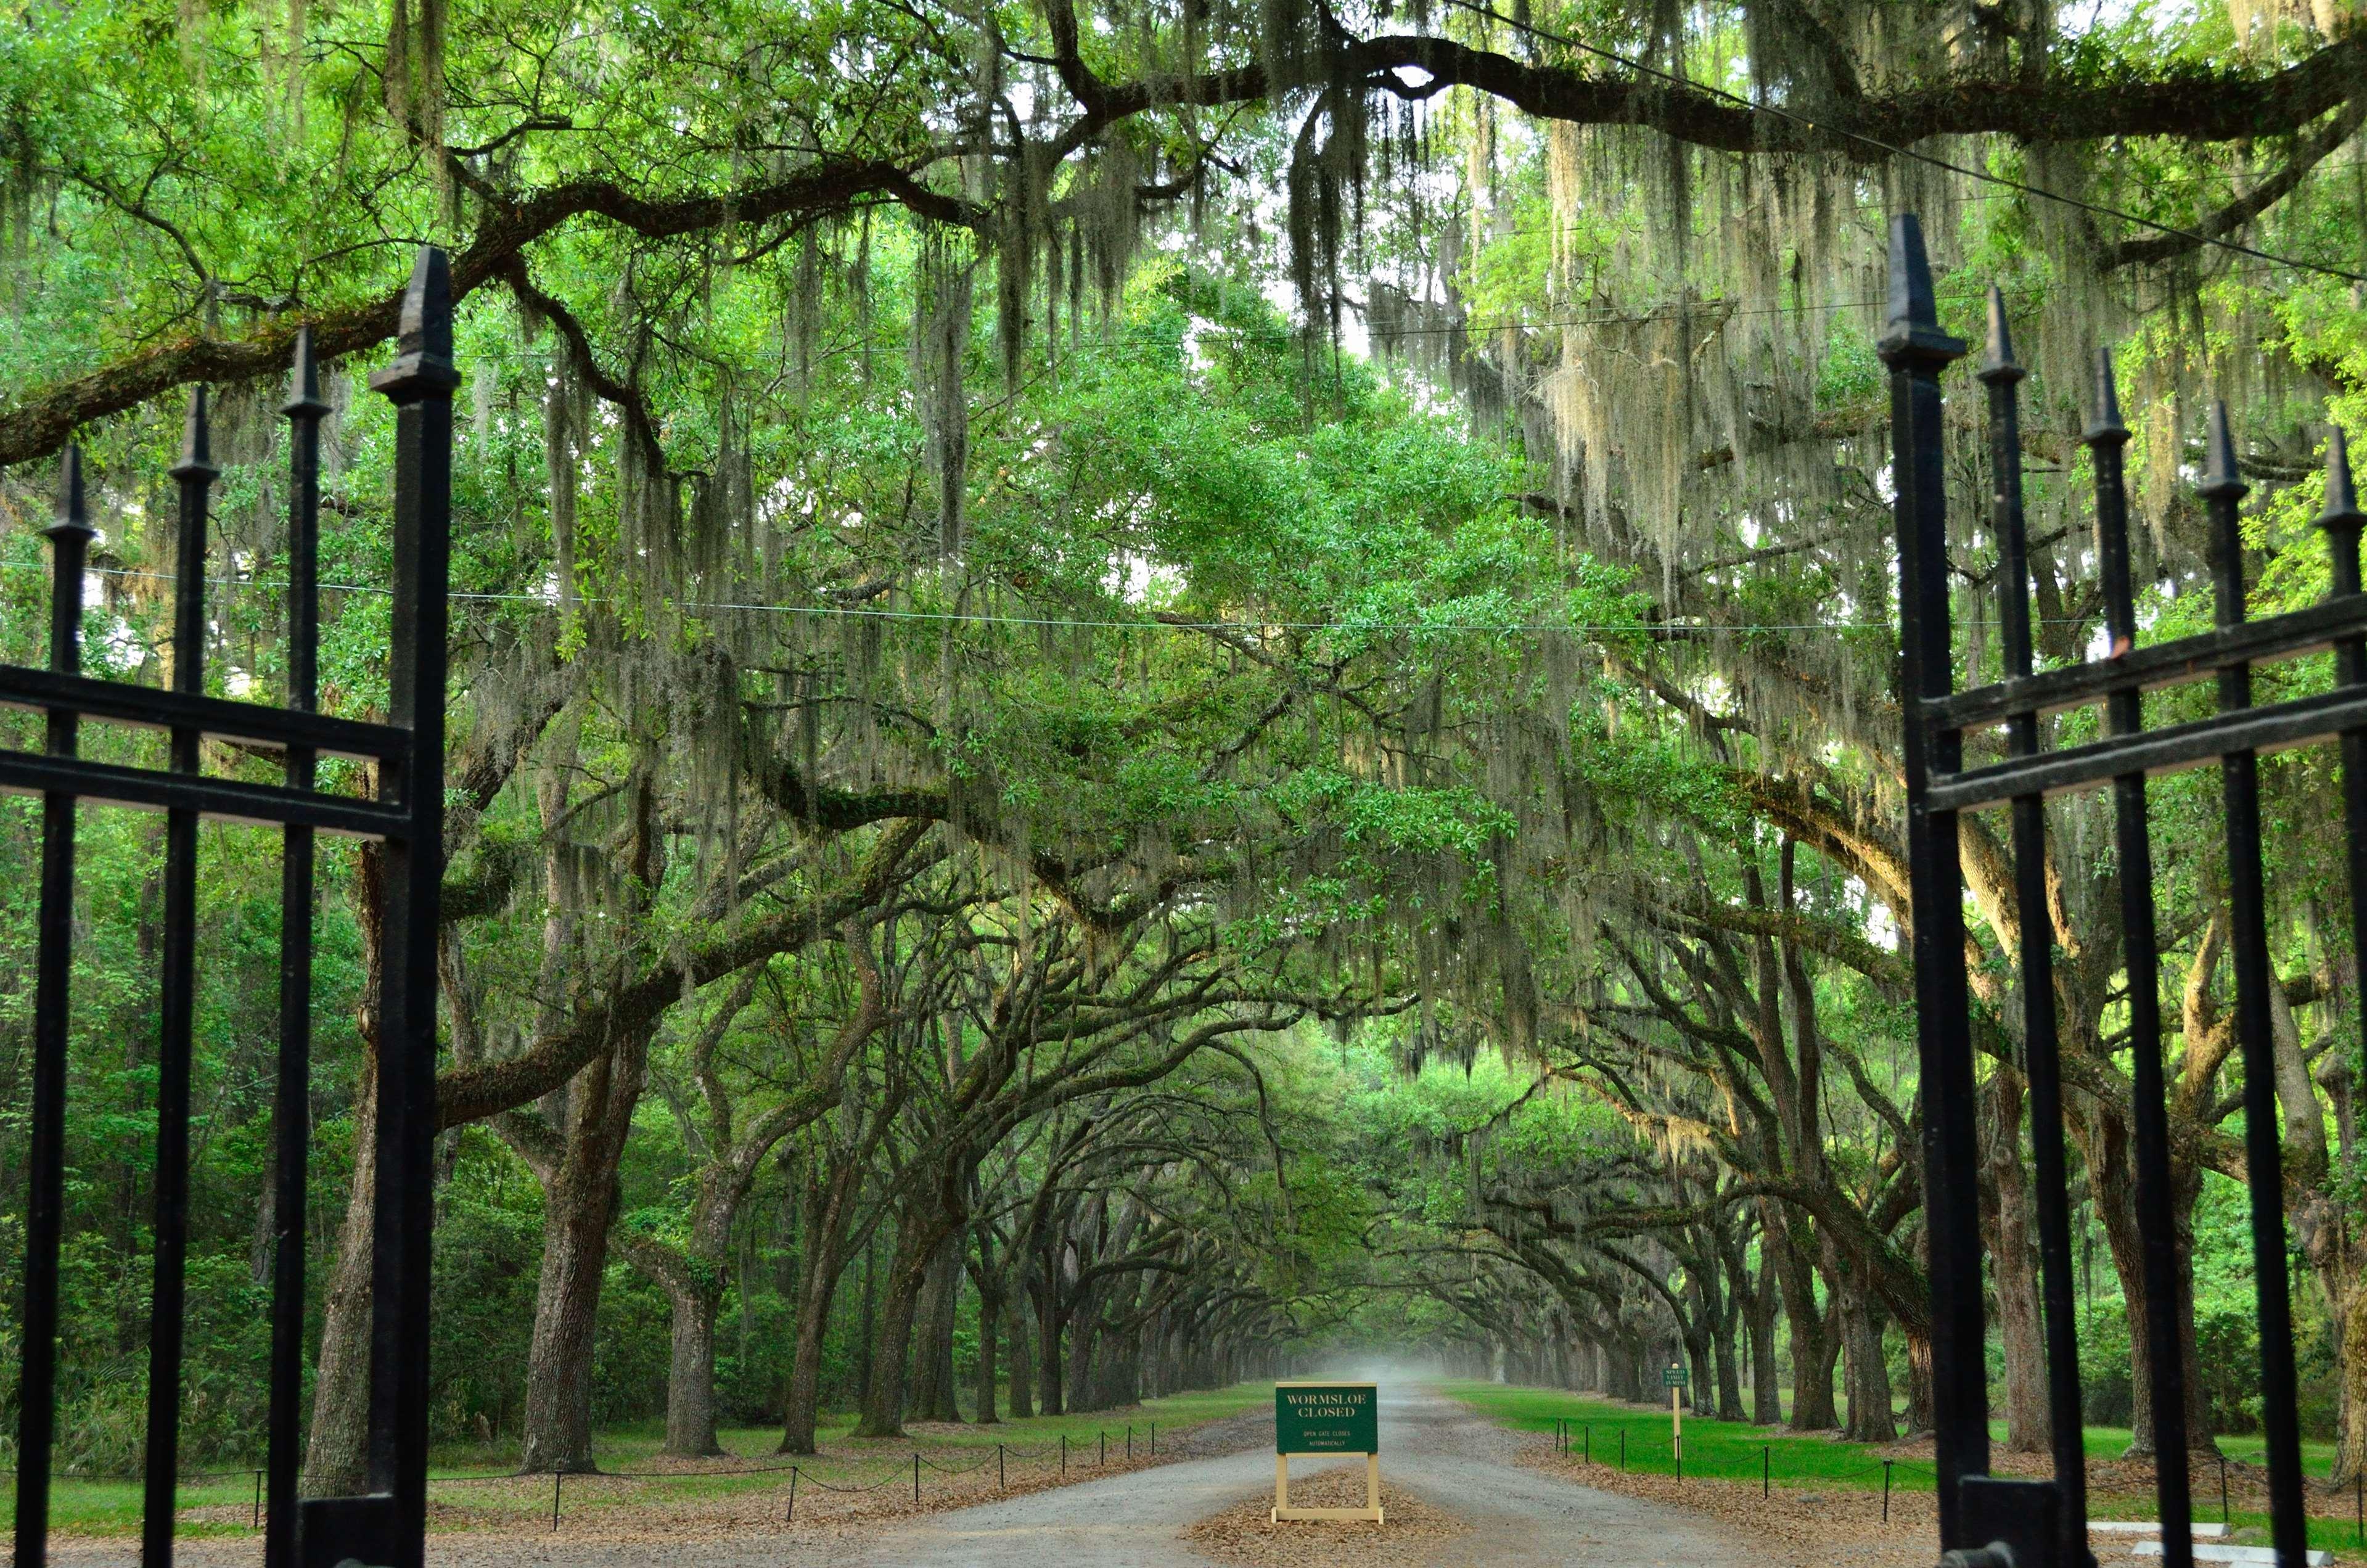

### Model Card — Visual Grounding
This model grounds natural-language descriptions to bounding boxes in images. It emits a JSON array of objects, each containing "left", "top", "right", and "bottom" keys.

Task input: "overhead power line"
[{"left": 0, "top": 557, "right": 2078, "bottom": 638}]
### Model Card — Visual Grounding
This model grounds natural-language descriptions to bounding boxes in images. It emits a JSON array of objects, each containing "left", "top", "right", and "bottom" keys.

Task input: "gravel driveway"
[
  {"left": 841, "top": 1385, "right": 1758, "bottom": 1568},
  {"left": 42, "top": 1386, "right": 1759, "bottom": 1568}
]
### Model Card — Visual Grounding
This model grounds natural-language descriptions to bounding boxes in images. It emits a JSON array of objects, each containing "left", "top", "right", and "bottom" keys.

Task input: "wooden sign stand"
[
  {"left": 1271, "top": 1380, "right": 1382, "bottom": 1524},
  {"left": 1272, "top": 1451, "right": 1382, "bottom": 1524}
]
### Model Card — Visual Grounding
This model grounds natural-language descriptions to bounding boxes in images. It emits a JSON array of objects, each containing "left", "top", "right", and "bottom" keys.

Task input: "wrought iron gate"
[
  {"left": 3, "top": 247, "right": 452, "bottom": 1568},
  {"left": 1887, "top": 213, "right": 2352, "bottom": 1568}
]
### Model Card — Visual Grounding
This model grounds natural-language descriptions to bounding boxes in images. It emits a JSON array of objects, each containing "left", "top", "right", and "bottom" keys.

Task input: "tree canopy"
[{"left": 2, "top": 0, "right": 2366, "bottom": 1495}]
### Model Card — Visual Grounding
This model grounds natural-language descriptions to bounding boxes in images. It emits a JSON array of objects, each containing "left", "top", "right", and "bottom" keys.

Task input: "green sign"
[
  {"left": 1274, "top": 1382, "right": 1379, "bottom": 1455},
  {"left": 1663, "top": 1365, "right": 1689, "bottom": 1387}
]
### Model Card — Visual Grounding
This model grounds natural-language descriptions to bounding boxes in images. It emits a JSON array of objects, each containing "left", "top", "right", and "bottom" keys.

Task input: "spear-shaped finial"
[
  {"left": 2320, "top": 429, "right": 2363, "bottom": 535},
  {"left": 370, "top": 245, "right": 459, "bottom": 398},
  {"left": 284, "top": 326, "right": 329, "bottom": 419},
  {"left": 2201, "top": 400, "right": 2248, "bottom": 500},
  {"left": 46, "top": 445, "right": 89, "bottom": 542},
  {"left": 1976, "top": 285, "right": 2024, "bottom": 387},
  {"left": 168, "top": 385, "right": 216, "bottom": 481},
  {"left": 2083, "top": 348, "right": 2130, "bottom": 448},
  {"left": 1877, "top": 214, "right": 1966, "bottom": 367}
]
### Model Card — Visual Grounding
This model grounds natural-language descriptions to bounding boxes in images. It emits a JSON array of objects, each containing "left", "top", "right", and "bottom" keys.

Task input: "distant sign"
[
  {"left": 1274, "top": 1382, "right": 1379, "bottom": 1455},
  {"left": 1663, "top": 1364, "right": 1690, "bottom": 1388}
]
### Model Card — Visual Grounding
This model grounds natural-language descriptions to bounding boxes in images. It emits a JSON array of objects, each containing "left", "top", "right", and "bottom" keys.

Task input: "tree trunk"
[
  {"left": 856, "top": 1199, "right": 960, "bottom": 1438},
  {"left": 1006, "top": 1294, "right": 1035, "bottom": 1419},
  {"left": 1839, "top": 1288, "right": 1895, "bottom": 1442},
  {"left": 302, "top": 1069, "right": 378, "bottom": 1495},
  {"left": 908, "top": 1236, "right": 962, "bottom": 1422},
  {"left": 1983, "top": 1069, "right": 2051, "bottom": 1453},
  {"left": 518, "top": 1167, "right": 616, "bottom": 1472},
  {"left": 663, "top": 1284, "right": 724, "bottom": 1457},
  {"left": 974, "top": 1279, "right": 1002, "bottom": 1425},
  {"left": 1750, "top": 1254, "right": 1781, "bottom": 1424},
  {"left": 2084, "top": 1107, "right": 2216, "bottom": 1456}
]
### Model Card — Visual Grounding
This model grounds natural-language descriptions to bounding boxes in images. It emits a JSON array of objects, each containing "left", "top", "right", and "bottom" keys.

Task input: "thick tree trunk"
[
  {"left": 1750, "top": 1257, "right": 1782, "bottom": 1424},
  {"left": 1983, "top": 1069, "right": 2051, "bottom": 1453},
  {"left": 853, "top": 1253, "right": 926, "bottom": 1437},
  {"left": 302, "top": 1070, "right": 378, "bottom": 1495},
  {"left": 663, "top": 1285, "right": 724, "bottom": 1457},
  {"left": 1006, "top": 1295, "right": 1035, "bottom": 1418},
  {"left": 518, "top": 1170, "right": 616, "bottom": 1472},
  {"left": 780, "top": 1251, "right": 844, "bottom": 1454},
  {"left": 1036, "top": 1271, "right": 1066, "bottom": 1416},
  {"left": 303, "top": 852, "right": 388, "bottom": 1496},
  {"left": 1764, "top": 1201, "right": 1836, "bottom": 1430},
  {"left": 974, "top": 1282, "right": 1001, "bottom": 1425},
  {"left": 2085, "top": 1108, "right": 2216, "bottom": 1456},
  {"left": 908, "top": 1237, "right": 962, "bottom": 1422},
  {"left": 1839, "top": 1288, "right": 1895, "bottom": 1442}
]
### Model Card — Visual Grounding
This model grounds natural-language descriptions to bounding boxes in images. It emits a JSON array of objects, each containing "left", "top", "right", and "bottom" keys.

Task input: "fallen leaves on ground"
[{"left": 1181, "top": 1471, "right": 1465, "bottom": 1568}]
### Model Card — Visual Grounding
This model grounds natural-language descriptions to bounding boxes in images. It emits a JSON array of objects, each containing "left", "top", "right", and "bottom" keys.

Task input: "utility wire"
[
  {"left": 1438, "top": 0, "right": 2367, "bottom": 287},
  {"left": 0, "top": 557, "right": 2079, "bottom": 637}
]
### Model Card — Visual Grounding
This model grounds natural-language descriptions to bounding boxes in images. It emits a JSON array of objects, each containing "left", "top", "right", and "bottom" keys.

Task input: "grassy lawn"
[
  {"left": 1444, "top": 1381, "right": 2365, "bottom": 1554},
  {"left": 10, "top": 1382, "right": 1271, "bottom": 1538}
]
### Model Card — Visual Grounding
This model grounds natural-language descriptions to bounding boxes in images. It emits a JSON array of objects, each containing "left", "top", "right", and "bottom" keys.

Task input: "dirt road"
[
  {"left": 43, "top": 1387, "right": 1760, "bottom": 1568},
  {"left": 839, "top": 1385, "right": 1757, "bottom": 1568}
]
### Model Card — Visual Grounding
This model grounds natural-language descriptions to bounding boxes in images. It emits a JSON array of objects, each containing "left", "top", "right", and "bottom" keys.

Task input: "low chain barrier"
[
  {"left": 1545, "top": 1416, "right": 1948, "bottom": 1520},
  {"left": 14, "top": 1417, "right": 1215, "bottom": 1533}
]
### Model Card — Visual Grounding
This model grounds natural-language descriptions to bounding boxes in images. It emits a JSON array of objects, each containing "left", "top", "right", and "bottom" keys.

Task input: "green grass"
[
  {"left": 1444, "top": 1381, "right": 2367, "bottom": 1554},
  {"left": 8, "top": 1382, "right": 1271, "bottom": 1538}
]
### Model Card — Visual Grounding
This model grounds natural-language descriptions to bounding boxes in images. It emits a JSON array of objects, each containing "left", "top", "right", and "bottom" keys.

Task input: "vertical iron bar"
[
  {"left": 366, "top": 246, "right": 455, "bottom": 1568},
  {"left": 2321, "top": 430, "right": 2367, "bottom": 1562},
  {"left": 1879, "top": 213, "right": 1982, "bottom": 1548},
  {"left": 146, "top": 391, "right": 218, "bottom": 1568},
  {"left": 2090, "top": 350, "right": 2194, "bottom": 1568},
  {"left": 15, "top": 449, "right": 94, "bottom": 1568},
  {"left": 2199, "top": 404, "right": 2307, "bottom": 1568},
  {"left": 1983, "top": 289, "right": 2093, "bottom": 1568},
  {"left": 268, "top": 330, "right": 327, "bottom": 1568}
]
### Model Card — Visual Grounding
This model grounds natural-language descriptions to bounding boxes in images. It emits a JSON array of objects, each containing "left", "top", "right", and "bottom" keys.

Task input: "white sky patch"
[{"left": 1104, "top": 550, "right": 1183, "bottom": 606}]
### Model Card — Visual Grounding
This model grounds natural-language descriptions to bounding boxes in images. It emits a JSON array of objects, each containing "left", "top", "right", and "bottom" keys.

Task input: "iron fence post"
[
  {"left": 913, "top": 1453, "right": 919, "bottom": 1504},
  {"left": 367, "top": 247, "right": 457, "bottom": 1568},
  {"left": 1878, "top": 213, "right": 1981, "bottom": 1551},
  {"left": 15, "top": 448, "right": 92, "bottom": 1568},
  {"left": 551, "top": 1471, "right": 560, "bottom": 1532},
  {"left": 1884, "top": 1460, "right": 1893, "bottom": 1522},
  {"left": 999, "top": 1445, "right": 1005, "bottom": 1489},
  {"left": 2199, "top": 401, "right": 2310, "bottom": 1568},
  {"left": 787, "top": 1467, "right": 798, "bottom": 1522},
  {"left": 267, "top": 331, "right": 327, "bottom": 1568},
  {"left": 2085, "top": 348, "right": 2199, "bottom": 1568},
  {"left": 1981, "top": 286, "right": 2091, "bottom": 1568},
  {"left": 146, "top": 389, "right": 218, "bottom": 1568}
]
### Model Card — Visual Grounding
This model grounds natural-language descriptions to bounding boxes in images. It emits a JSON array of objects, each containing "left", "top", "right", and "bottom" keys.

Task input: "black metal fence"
[
  {"left": 1887, "top": 213, "right": 2352, "bottom": 1568},
  {"left": 2, "top": 247, "right": 454, "bottom": 1568}
]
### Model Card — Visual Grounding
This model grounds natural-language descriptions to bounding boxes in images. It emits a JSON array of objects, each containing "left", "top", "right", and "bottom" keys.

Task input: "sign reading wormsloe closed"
[
  {"left": 1274, "top": 1382, "right": 1380, "bottom": 1454},
  {"left": 1271, "top": 1382, "right": 1384, "bottom": 1524}
]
